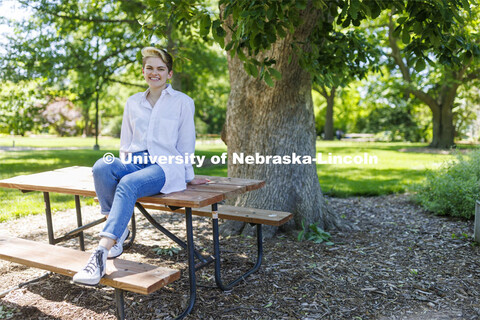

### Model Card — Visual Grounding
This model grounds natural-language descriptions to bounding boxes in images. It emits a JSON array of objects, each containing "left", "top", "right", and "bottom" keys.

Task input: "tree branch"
[
  {"left": 464, "top": 68, "right": 480, "bottom": 82},
  {"left": 104, "top": 78, "right": 146, "bottom": 89},
  {"left": 408, "top": 88, "right": 438, "bottom": 110},
  {"left": 388, "top": 14, "right": 411, "bottom": 83},
  {"left": 19, "top": 1, "right": 139, "bottom": 24}
]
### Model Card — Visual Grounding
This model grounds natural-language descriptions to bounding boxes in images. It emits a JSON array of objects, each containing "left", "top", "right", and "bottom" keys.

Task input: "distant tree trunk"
[
  {"left": 83, "top": 108, "right": 91, "bottom": 137},
  {"left": 315, "top": 85, "right": 336, "bottom": 140},
  {"left": 220, "top": 5, "right": 345, "bottom": 238},
  {"left": 430, "top": 103, "right": 455, "bottom": 148},
  {"left": 324, "top": 87, "right": 335, "bottom": 140}
]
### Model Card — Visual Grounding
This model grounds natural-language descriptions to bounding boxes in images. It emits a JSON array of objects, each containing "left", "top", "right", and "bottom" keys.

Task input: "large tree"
[
  {"left": 386, "top": 7, "right": 480, "bottom": 148},
  {"left": 205, "top": 0, "right": 474, "bottom": 235},
  {"left": 1, "top": 0, "right": 144, "bottom": 139},
  {"left": 312, "top": 29, "right": 382, "bottom": 140}
]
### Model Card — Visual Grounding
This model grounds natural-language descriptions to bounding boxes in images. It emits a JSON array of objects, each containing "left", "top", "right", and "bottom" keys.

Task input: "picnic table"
[{"left": 0, "top": 166, "right": 292, "bottom": 319}]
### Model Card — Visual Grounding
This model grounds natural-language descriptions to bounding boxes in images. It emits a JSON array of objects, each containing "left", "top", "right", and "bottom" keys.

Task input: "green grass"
[
  {"left": 0, "top": 134, "right": 120, "bottom": 149},
  {"left": 0, "top": 136, "right": 475, "bottom": 221},
  {"left": 315, "top": 141, "right": 458, "bottom": 197}
]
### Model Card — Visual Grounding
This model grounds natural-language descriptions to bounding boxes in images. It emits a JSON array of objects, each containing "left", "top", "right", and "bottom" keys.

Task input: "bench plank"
[
  {"left": 140, "top": 204, "right": 293, "bottom": 226},
  {"left": 0, "top": 237, "right": 180, "bottom": 295}
]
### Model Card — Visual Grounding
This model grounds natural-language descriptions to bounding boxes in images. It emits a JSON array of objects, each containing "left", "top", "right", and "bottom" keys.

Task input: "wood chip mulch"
[{"left": 0, "top": 194, "right": 479, "bottom": 319}]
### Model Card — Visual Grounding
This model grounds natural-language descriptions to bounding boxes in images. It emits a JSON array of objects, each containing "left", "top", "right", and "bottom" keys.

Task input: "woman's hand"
[{"left": 188, "top": 178, "right": 210, "bottom": 185}]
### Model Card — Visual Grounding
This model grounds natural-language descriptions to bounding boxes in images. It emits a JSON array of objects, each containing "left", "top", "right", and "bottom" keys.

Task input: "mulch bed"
[{"left": 0, "top": 194, "right": 479, "bottom": 319}]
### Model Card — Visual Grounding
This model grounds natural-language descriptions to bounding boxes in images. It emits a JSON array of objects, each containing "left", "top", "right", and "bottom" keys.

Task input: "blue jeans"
[{"left": 92, "top": 151, "right": 166, "bottom": 241}]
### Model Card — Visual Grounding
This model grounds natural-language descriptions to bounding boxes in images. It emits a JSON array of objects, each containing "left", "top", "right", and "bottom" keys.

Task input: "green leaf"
[
  {"left": 225, "top": 40, "right": 235, "bottom": 52},
  {"left": 402, "top": 28, "right": 411, "bottom": 44},
  {"left": 414, "top": 58, "right": 426, "bottom": 72},
  {"left": 236, "top": 47, "right": 246, "bottom": 61},
  {"left": 268, "top": 67, "right": 282, "bottom": 80},
  {"left": 397, "top": 17, "right": 407, "bottom": 24},
  {"left": 393, "top": 25, "right": 402, "bottom": 38},
  {"left": 212, "top": 20, "right": 225, "bottom": 48},
  {"left": 199, "top": 14, "right": 211, "bottom": 37},
  {"left": 245, "top": 62, "right": 259, "bottom": 77},
  {"left": 296, "top": 0, "right": 307, "bottom": 10},
  {"left": 264, "top": 71, "right": 274, "bottom": 87}
]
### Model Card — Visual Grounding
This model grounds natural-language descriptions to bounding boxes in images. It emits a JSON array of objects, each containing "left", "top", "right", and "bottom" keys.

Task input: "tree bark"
[
  {"left": 429, "top": 102, "right": 455, "bottom": 148},
  {"left": 220, "top": 6, "right": 345, "bottom": 238}
]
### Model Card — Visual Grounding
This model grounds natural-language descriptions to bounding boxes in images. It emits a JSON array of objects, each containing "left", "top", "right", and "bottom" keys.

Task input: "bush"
[
  {"left": 415, "top": 150, "right": 480, "bottom": 219},
  {"left": 102, "top": 115, "right": 123, "bottom": 138}
]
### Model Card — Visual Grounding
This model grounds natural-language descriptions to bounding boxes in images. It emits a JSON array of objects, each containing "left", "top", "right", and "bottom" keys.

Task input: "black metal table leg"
[
  {"left": 174, "top": 207, "right": 196, "bottom": 320},
  {"left": 135, "top": 203, "right": 211, "bottom": 265},
  {"left": 74, "top": 195, "right": 85, "bottom": 251},
  {"left": 212, "top": 203, "right": 263, "bottom": 291},
  {"left": 115, "top": 288, "right": 125, "bottom": 320},
  {"left": 43, "top": 192, "right": 55, "bottom": 245}
]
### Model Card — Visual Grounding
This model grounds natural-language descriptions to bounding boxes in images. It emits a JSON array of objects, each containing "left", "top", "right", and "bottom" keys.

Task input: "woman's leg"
[
  {"left": 73, "top": 163, "right": 166, "bottom": 286},
  {"left": 92, "top": 158, "right": 138, "bottom": 215},
  {"left": 99, "top": 163, "right": 166, "bottom": 241}
]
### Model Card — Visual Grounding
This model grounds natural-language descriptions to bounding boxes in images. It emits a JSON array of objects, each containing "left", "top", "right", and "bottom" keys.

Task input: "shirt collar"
[{"left": 142, "top": 84, "right": 178, "bottom": 100}]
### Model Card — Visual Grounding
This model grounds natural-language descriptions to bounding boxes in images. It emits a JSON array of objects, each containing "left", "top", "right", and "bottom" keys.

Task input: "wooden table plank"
[
  {"left": 0, "top": 166, "right": 265, "bottom": 208},
  {"left": 195, "top": 175, "right": 265, "bottom": 191}
]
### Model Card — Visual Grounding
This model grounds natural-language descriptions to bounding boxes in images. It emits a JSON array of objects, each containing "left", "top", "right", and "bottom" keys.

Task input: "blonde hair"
[{"left": 141, "top": 47, "right": 173, "bottom": 72}]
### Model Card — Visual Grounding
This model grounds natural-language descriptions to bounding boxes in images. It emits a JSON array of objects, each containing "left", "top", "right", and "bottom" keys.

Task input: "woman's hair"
[{"left": 141, "top": 47, "right": 173, "bottom": 72}]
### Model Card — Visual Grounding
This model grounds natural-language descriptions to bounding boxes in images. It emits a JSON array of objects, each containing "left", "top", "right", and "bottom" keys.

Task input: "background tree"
[
  {"left": 203, "top": 0, "right": 474, "bottom": 235},
  {"left": 385, "top": 6, "right": 480, "bottom": 148},
  {"left": 313, "top": 29, "right": 381, "bottom": 140},
  {"left": 1, "top": 0, "right": 230, "bottom": 139}
]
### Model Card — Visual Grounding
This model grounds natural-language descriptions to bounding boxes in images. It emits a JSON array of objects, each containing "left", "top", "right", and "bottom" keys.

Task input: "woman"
[{"left": 73, "top": 47, "right": 207, "bottom": 286}]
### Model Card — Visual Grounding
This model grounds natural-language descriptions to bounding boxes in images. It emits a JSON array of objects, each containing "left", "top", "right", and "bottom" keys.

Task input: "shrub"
[
  {"left": 415, "top": 150, "right": 480, "bottom": 219},
  {"left": 102, "top": 115, "right": 123, "bottom": 138}
]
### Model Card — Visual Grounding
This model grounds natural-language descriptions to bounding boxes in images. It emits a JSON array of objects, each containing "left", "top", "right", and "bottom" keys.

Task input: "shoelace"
[{"left": 82, "top": 250, "right": 104, "bottom": 275}]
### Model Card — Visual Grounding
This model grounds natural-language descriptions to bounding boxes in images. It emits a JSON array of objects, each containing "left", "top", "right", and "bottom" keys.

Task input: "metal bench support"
[{"left": 211, "top": 203, "right": 263, "bottom": 291}]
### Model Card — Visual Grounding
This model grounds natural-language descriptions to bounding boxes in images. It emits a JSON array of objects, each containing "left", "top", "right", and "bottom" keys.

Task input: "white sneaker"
[
  {"left": 73, "top": 248, "right": 107, "bottom": 286},
  {"left": 108, "top": 228, "right": 130, "bottom": 259}
]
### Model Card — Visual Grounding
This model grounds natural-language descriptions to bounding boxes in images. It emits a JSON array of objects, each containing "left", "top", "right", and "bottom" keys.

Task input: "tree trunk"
[
  {"left": 220, "top": 7, "right": 345, "bottom": 238},
  {"left": 83, "top": 108, "right": 90, "bottom": 137},
  {"left": 324, "top": 87, "right": 336, "bottom": 140},
  {"left": 430, "top": 103, "right": 455, "bottom": 148}
]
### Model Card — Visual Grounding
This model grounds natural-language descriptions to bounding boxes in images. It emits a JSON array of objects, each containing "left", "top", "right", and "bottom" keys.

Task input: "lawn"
[{"left": 0, "top": 136, "right": 472, "bottom": 221}]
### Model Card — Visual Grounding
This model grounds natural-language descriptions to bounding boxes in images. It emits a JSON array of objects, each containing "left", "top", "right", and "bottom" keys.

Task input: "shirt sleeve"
[
  {"left": 119, "top": 99, "right": 133, "bottom": 160},
  {"left": 176, "top": 98, "right": 196, "bottom": 183}
]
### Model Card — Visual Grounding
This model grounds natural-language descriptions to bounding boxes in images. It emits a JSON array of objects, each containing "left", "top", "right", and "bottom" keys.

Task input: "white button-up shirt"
[{"left": 119, "top": 84, "right": 195, "bottom": 194}]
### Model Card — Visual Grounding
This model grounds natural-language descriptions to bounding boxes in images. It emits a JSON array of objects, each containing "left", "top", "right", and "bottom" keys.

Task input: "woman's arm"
[
  {"left": 188, "top": 177, "right": 210, "bottom": 185},
  {"left": 176, "top": 98, "right": 196, "bottom": 182},
  {"left": 119, "top": 99, "right": 133, "bottom": 159}
]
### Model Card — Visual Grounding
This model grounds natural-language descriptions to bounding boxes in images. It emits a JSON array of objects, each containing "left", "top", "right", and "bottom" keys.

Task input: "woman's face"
[{"left": 142, "top": 57, "right": 173, "bottom": 90}]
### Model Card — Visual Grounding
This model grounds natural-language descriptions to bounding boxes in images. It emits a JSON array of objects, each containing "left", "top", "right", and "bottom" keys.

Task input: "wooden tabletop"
[{"left": 0, "top": 166, "right": 265, "bottom": 208}]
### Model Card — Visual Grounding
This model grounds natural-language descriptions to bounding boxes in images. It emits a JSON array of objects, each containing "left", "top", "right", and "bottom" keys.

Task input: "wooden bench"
[
  {"left": 139, "top": 203, "right": 293, "bottom": 226},
  {"left": 0, "top": 237, "right": 180, "bottom": 319},
  {"left": 0, "top": 167, "right": 291, "bottom": 319}
]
